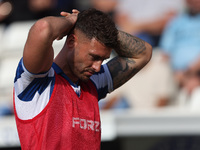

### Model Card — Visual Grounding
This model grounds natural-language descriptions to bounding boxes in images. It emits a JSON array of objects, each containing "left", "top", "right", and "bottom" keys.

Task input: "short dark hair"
[{"left": 74, "top": 8, "right": 119, "bottom": 49}]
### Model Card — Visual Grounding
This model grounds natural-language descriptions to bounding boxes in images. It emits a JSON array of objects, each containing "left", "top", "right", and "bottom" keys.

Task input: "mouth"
[
  {"left": 85, "top": 71, "right": 94, "bottom": 77},
  {"left": 84, "top": 69, "right": 96, "bottom": 77},
  {"left": 80, "top": 71, "right": 94, "bottom": 82}
]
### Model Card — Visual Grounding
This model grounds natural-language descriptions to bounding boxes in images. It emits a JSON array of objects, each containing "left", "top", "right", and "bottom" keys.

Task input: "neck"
[{"left": 54, "top": 50, "right": 79, "bottom": 84}]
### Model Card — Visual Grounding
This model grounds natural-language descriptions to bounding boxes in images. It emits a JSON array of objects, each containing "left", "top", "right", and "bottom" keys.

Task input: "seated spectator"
[
  {"left": 159, "top": 0, "right": 200, "bottom": 109},
  {"left": 114, "top": 0, "right": 185, "bottom": 47}
]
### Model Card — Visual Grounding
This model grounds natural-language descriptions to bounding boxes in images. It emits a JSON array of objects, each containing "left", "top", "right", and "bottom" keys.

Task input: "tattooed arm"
[{"left": 107, "top": 30, "right": 152, "bottom": 90}]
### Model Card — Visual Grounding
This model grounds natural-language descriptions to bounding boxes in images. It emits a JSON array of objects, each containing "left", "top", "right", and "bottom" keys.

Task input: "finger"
[
  {"left": 72, "top": 9, "right": 79, "bottom": 14},
  {"left": 60, "top": 11, "right": 70, "bottom": 16},
  {"left": 60, "top": 11, "right": 70, "bottom": 17}
]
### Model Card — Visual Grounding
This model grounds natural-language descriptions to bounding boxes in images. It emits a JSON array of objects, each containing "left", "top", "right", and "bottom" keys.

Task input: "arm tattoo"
[
  {"left": 108, "top": 57, "right": 140, "bottom": 89},
  {"left": 116, "top": 30, "right": 146, "bottom": 57},
  {"left": 108, "top": 30, "right": 149, "bottom": 90}
]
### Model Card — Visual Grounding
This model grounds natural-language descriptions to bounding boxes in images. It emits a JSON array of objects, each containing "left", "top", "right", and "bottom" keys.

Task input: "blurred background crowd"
[
  {"left": 1, "top": 0, "right": 200, "bottom": 149},
  {"left": 1, "top": 0, "right": 200, "bottom": 116}
]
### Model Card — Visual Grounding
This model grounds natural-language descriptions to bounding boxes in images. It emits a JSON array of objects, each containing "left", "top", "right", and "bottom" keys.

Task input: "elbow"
[
  {"left": 138, "top": 42, "right": 152, "bottom": 69},
  {"left": 31, "top": 18, "right": 53, "bottom": 40},
  {"left": 144, "top": 42, "right": 153, "bottom": 64}
]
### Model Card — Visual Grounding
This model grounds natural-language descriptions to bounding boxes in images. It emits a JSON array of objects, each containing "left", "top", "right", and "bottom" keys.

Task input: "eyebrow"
[{"left": 90, "top": 54, "right": 110, "bottom": 60}]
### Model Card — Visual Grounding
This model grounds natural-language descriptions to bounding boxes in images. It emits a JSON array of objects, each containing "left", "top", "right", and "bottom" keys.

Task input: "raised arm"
[
  {"left": 23, "top": 10, "right": 78, "bottom": 74},
  {"left": 107, "top": 30, "right": 152, "bottom": 90}
]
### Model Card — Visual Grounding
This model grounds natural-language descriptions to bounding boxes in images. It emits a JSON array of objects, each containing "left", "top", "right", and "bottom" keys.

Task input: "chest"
[{"left": 53, "top": 74, "right": 100, "bottom": 121}]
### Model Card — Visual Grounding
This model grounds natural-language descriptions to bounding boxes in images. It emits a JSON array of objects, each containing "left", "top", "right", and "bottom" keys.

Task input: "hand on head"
[
  {"left": 56, "top": 9, "right": 79, "bottom": 40},
  {"left": 60, "top": 9, "right": 79, "bottom": 23}
]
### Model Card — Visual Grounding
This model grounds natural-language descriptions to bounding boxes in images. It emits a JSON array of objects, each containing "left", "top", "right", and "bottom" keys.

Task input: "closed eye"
[{"left": 90, "top": 54, "right": 109, "bottom": 61}]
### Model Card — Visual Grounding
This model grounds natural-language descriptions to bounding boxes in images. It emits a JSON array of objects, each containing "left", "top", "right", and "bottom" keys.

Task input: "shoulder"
[
  {"left": 14, "top": 59, "right": 56, "bottom": 120},
  {"left": 90, "top": 64, "right": 113, "bottom": 100},
  {"left": 90, "top": 64, "right": 113, "bottom": 91}
]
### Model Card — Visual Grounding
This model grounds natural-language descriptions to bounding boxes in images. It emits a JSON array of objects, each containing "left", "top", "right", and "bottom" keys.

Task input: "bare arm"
[
  {"left": 107, "top": 30, "right": 152, "bottom": 90},
  {"left": 23, "top": 10, "right": 78, "bottom": 74}
]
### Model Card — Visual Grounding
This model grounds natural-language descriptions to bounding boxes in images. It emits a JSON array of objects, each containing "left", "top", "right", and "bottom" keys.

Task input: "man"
[
  {"left": 13, "top": 8, "right": 152, "bottom": 149},
  {"left": 159, "top": 0, "right": 200, "bottom": 103}
]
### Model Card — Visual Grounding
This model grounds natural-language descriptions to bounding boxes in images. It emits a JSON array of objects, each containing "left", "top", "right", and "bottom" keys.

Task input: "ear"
[{"left": 66, "top": 34, "right": 76, "bottom": 49}]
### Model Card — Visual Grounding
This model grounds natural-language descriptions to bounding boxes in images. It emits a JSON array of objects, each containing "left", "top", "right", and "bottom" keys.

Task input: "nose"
[{"left": 92, "top": 60, "right": 102, "bottom": 72}]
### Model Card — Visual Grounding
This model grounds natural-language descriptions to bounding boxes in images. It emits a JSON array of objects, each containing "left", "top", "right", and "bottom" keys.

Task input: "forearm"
[
  {"left": 108, "top": 30, "right": 152, "bottom": 90},
  {"left": 115, "top": 30, "right": 152, "bottom": 61}
]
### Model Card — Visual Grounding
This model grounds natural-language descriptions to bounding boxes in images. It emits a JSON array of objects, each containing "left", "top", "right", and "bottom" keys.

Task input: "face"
[
  {"left": 186, "top": 0, "right": 200, "bottom": 13},
  {"left": 67, "top": 30, "right": 112, "bottom": 82}
]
